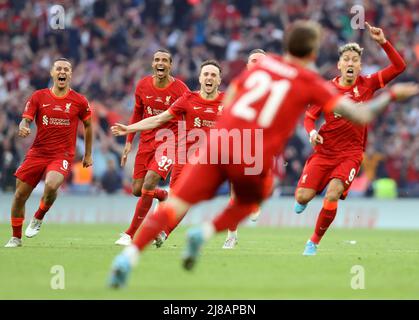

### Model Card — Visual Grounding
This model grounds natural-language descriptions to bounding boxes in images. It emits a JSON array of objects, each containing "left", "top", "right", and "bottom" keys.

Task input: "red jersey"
[
  {"left": 216, "top": 54, "right": 342, "bottom": 170},
  {"left": 168, "top": 91, "right": 225, "bottom": 150},
  {"left": 127, "top": 75, "right": 189, "bottom": 150},
  {"left": 304, "top": 41, "right": 406, "bottom": 157},
  {"left": 22, "top": 88, "right": 91, "bottom": 159}
]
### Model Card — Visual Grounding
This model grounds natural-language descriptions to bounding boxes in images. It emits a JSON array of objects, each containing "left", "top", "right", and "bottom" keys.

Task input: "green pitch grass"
[{"left": 0, "top": 224, "right": 418, "bottom": 299}]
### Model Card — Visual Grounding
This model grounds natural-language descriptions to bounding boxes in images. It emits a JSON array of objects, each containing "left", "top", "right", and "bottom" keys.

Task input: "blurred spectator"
[
  {"left": 100, "top": 158, "right": 122, "bottom": 194},
  {"left": 69, "top": 153, "right": 95, "bottom": 194}
]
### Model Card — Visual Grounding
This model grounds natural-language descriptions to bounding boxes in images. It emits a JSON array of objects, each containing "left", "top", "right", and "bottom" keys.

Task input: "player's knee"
[
  {"left": 142, "top": 176, "right": 159, "bottom": 191},
  {"left": 295, "top": 188, "right": 313, "bottom": 204},
  {"left": 14, "top": 188, "right": 30, "bottom": 203},
  {"left": 132, "top": 187, "right": 142, "bottom": 197},
  {"left": 325, "top": 189, "right": 341, "bottom": 202},
  {"left": 44, "top": 180, "right": 60, "bottom": 193}
]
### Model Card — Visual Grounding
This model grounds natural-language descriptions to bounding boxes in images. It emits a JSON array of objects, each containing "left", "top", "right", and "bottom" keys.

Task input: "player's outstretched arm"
[
  {"left": 365, "top": 22, "right": 406, "bottom": 83},
  {"left": 111, "top": 110, "right": 174, "bottom": 137},
  {"left": 334, "top": 83, "right": 419, "bottom": 124},
  {"left": 18, "top": 118, "right": 31, "bottom": 138},
  {"left": 82, "top": 118, "right": 93, "bottom": 168}
]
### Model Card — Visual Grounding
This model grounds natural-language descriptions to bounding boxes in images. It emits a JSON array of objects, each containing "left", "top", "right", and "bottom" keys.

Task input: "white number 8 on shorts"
[
  {"left": 345, "top": 168, "right": 357, "bottom": 185},
  {"left": 62, "top": 160, "right": 69, "bottom": 170}
]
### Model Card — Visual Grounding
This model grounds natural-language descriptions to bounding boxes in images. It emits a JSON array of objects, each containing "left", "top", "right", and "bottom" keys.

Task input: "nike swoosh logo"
[
  {"left": 42, "top": 104, "right": 50, "bottom": 107},
  {"left": 146, "top": 96, "right": 153, "bottom": 99},
  {"left": 193, "top": 107, "right": 202, "bottom": 110}
]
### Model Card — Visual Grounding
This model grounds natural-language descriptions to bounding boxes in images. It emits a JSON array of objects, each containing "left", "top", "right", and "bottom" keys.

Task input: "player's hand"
[
  {"left": 365, "top": 22, "right": 386, "bottom": 44},
  {"left": 18, "top": 121, "right": 31, "bottom": 138},
  {"left": 309, "top": 130, "right": 323, "bottom": 146},
  {"left": 83, "top": 154, "right": 93, "bottom": 168},
  {"left": 389, "top": 83, "right": 419, "bottom": 101},
  {"left": 120, "top": 142, "right": 132, "bottom": 167},
  {"left": 111, "top": 123, "right": 129, "bottom": 137}
]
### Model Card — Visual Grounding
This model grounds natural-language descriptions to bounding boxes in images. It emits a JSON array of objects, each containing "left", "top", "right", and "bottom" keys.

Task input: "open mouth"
[
  {"left": 205, "top": 82, "right": 213, "bottom": 90},
  {"left": 346, "top": 68, "right": 354, "bottom": 76},
  {"left": 58, "top": 75, "right": 67, "bottom": 84},
  {"left": 156, "top": 67, "right": 165, "bottom": 76}
]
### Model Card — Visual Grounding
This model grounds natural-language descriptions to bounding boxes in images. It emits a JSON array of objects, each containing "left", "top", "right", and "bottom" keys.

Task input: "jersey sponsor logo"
[
  {"left": 193, "top": 117, "right": 202, "bottom": 127},
  {"left": 49, "top": 118, "right": 70, "bottom": 126},
  {"left": 43, "top": 116, "right": 71, "bottom": 126},
  {"left": 302, "top": 174, "right": 308, "bottom": 184},
  {"left": 193, "top": 117, "right": 215, "bottom": 128},
  {"left": 24, "top": 101, "right": 30, "bottom": 112},
  {"left": 64, "top": 103, "right": 71, "bottom": 113},
  {"left": 146, "top": 106, "right": 165, "bottom": 116}
]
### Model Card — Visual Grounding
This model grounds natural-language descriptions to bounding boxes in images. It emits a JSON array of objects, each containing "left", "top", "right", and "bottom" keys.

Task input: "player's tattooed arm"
[
  {"left": 82, "top": 118, "right": 93, "bottom": 168},
  {"left": 18, "top": 118, "right": 32, "bottom": 138},
  {"left": 111, "top": 110, "right": 174, "bottom": 136},
  {"left": 334, "top": 83, "right": 419, "bottom": 124}
]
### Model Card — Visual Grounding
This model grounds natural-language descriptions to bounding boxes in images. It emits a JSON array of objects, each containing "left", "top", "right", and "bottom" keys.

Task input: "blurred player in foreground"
[
  {"left": 5, "top": 58, "right": 93, "bottom": 247},
  {"left": 295, "top": 22, "right": 406, "bottom": 255},
  {"left": 108, "top": 20, "right": 418, "bottom": 287},
  {"left": 223, "top": 48, "right": 267, "bottom": 249}
]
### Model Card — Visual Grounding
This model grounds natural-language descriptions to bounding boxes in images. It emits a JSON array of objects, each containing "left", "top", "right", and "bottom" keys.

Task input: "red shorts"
[
  {"left": 172, "top": 162, "right": 274, "bottom": 205},
  {"left": 14, "top": 155, "right": 72, "bottom": 188},
  {"left": 297, "top": 152, "right": 362, "bottom": 200},
  {"left": 169, "top": 163, "right": 184, "bottom": 189},
  {"left": 133, "top": 147, "right": 174, "bottom": 180}
]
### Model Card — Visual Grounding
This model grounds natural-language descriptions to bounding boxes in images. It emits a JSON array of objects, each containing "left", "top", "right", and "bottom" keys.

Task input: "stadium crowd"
[{"left": 0, "top": 0, "right": 418, "bottom": 197}]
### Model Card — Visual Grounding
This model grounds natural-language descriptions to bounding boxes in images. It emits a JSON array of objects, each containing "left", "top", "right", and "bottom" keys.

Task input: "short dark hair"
[
  {"left": 249, "top": 49, "right": 266, "bottom": 56},
  {"left": 200, "top": 59, "right": 222, "bottom": 75},
  {"left": 283, "top": 20, "right": 322, "bottom": 58},
  {"left": 52, "top": 58, "right": 72, "bottom": 69},
  {"left": 154, "top": 49, "right": 172, "bottom": 63}
]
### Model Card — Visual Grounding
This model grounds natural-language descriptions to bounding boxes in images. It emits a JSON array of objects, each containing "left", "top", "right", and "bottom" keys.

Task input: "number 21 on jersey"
[{"left": 231, "top": 70, "right": 290, "bottom": 127}]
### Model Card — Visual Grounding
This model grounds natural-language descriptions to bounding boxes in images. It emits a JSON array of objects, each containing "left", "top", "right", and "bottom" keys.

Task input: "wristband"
[{"left": 309, "top": 129, "right": 317, "bottom": 139}]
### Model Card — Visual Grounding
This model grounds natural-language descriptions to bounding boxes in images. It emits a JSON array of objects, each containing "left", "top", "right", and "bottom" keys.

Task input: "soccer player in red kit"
[
  {"left": 4, "top": 58, "right": 93, "bottom": 248},
  {"left": 112, "top": 60, "right": 224, "bottom": 246},
  {"left": 108, "top": 20, "right": 418, "bottom": 287},
  {"left": 222, "top": 48, "right": 267, "bottom": 249},
  {"left": 114, "top": 49, "right": 189, "bottom": 246},
  {"left": 294, "top": 22, "right": 406, "bottom": 256}
]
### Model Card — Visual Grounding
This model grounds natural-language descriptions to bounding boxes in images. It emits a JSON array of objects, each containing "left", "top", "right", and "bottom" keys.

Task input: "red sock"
[
  {"left": 125, "top": 189, "right": 155, "bottom": 237},
  {"left": 34, "top": 200, "right": 52, "bottom": 220},
  {"left": 213, "top": 201, "right": 256, "bottom": 232},
  {"left": 163, "top": 210, "right": 188, "bottom": 236},
  {"left": 310, "top": 199, "right": 338, "bottom": 244},
  {"left": 154, "top": 189, "right": 168, "bottom": 201},
  {"left": 132, "top": 204, "right": 176, "bottom": 250},
  {"left": 11, "top": 217, "right": 24, "bottom": 239}
]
